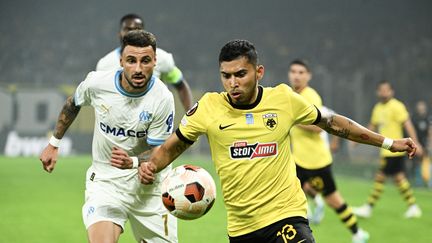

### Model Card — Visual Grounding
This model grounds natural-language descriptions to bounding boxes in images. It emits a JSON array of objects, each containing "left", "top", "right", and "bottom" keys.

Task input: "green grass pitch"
[{"left": 1, "top": 155, "right": 431, "bottom": 242}]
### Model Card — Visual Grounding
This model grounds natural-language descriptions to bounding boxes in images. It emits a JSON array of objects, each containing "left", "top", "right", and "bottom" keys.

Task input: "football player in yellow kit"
[
  {"left": 354, "top": 81, "right": 423, "bottom": 219},
  {"left": 137, "top": 40, "right": 417, "bottom": 243},
  {"left": 288, "top": 59, "right": 369, "bottom": 243}
]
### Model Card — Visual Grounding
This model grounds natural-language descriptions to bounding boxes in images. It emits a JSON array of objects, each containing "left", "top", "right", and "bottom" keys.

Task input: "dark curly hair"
[
  {"left": 120, "top": 30, "right": 156, "bottom": 54},
  {"left": 219, "top": 39, "right": 258, "bottom": 66}
]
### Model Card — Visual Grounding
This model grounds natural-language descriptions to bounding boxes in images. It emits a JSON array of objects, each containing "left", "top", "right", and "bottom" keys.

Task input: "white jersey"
[
  {"left": 96, "top": 47, "right": 178, "bottom": 81},
  {"left": 74, "top": 70, "right": 175, "bottom": 192}
]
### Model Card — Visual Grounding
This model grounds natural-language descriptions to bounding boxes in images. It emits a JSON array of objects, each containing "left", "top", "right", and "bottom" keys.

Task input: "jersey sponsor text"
[
  {"left": 99, "top": 122, "right": 146, "bottom": 138},
  {"left": 230, "top": 141, "right": 278, "bottom": 159}
]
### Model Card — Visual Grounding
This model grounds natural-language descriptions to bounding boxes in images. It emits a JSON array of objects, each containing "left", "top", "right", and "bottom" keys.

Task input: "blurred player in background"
[
  {"left": 354, "top": 81, "right": 423, "bottom": 219},
  {"left": 411, "top": 100, "right": 432, "bottom": 186},
  {"left": 40, "top": 30, "right": 177, "bottom": 243},
  {"left": 137, "top": 39, "right": 417, "bottom": 243},
  {"left": 96, "top": 13, "right": 193, "bottom": 111},
  {"left": 288, "top": 59, "right": 369, "bottom": 243}
]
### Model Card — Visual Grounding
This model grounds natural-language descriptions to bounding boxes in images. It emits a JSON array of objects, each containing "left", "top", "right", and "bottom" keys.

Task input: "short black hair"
[
  {"left": 290, "top": 59, "right": 311, "bottom": 72},
  {"left": 378, "top": 80, "right": 392, "bottom": 88},
  {"left": 120, "top": 30, "right": 156, "bottom": 54},
  {"left": 120, "top": 13, "right": 144, "bottom": 28},
  {"left": 219, "top": 39, "right": 258, "bottom": 65}
]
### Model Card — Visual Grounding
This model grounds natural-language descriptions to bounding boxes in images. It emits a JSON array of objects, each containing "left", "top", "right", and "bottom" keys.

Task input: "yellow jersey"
[
  {"left": 290, "top": 87, "right": 332, "bottom": 169},
  {"left": 370, "top": 98, "right": 409, "bottom": 157},
  {"left": 178, "top": 84, "right": 319, "bottom": 236}
]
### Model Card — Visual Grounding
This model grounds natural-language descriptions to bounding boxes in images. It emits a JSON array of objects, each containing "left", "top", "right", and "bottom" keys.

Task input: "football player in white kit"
[
  {"left": 96, "top": 13, "right": 193, "bottom": 112},
  {"left": 39, "top": 30, "right": 178, "bottom": 243}
]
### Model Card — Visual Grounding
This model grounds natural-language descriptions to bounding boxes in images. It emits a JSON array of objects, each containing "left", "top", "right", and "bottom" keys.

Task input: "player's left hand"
[
  {"left": 391, "top": 138, "right": 417, "bottom": 159},
  {"left": 110, "top": 146, "right": 133, "bottom": 169}
]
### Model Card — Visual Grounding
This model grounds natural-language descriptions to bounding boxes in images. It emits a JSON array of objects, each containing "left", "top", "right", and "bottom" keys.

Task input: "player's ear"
[
  {"left": 120, "top": 57, "right": 124, "bottom": 68},
  {"left": 256, "top": 65, "right": 265, "bottom": 80}
]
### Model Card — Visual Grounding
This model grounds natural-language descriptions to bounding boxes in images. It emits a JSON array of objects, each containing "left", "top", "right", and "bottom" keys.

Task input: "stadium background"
[{"left": 1, "top": 0, "right": 432, "bottom": 242}]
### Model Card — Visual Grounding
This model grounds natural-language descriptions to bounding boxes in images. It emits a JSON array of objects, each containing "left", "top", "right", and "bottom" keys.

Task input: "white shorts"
[{"left": 82, "top": 169, "right": 178, "bottom": 243}]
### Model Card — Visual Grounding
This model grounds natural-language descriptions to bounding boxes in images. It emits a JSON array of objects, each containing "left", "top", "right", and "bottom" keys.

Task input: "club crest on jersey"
[
  {"left": 139, "top": 111, "right": 152, "bottom": 122},
  {"left": 230, "top": 141, "right": 278, "bottom": 159},
  {"left": 262, "top": 113, "right": 278, "bottom": 130}
]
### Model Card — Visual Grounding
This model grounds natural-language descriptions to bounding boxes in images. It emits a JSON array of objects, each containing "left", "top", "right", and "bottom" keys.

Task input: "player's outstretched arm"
[
  {"left": 315, "top": 113, "right": 417, "bottom": 158},
  {"left": 39, "top": 96, "right": 81, "bottom": 173},
  {"left": 139, "top": 133, "right": 191, "bottom": 184}
]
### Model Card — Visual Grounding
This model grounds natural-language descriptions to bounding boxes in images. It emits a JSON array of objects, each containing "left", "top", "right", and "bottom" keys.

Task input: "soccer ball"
[{"left": 161, "top": 164, "right": 216, "bottom": 220}]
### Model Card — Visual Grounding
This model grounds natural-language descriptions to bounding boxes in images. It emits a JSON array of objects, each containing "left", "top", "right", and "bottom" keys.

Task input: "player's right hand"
[
  {"left": 138, "top": 162, "right": 156, "bottom": 184},
  {"left": 39, "top": 144, "right": 58, "bottom": 173},
  {"left": 391, "top": 137, "right": 417, "bottom": 159}
]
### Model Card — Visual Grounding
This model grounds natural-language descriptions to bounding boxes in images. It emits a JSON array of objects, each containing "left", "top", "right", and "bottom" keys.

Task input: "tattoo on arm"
[
  {"left": 174, "top": 141, "right": 190, "bottom": 155},
  {"left": 317, "top": 113, "right": 380, "bottom": 145},
  {"left": 138, "top": 149, "right": 153, "bottom": 164},
  {"left": 53, "top": 96, "right": 81, "bottom": 139},
  {"left": 321, "top": 115, "right": 350, "bottom": 139}
]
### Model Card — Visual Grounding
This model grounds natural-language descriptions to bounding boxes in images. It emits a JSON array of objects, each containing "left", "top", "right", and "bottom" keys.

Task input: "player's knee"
[
  {"left": 324, "top": 191, "right": 345, "bottom": 209},
  {"left": 87, "top": 221, "right": 122, "bottom": 243}
]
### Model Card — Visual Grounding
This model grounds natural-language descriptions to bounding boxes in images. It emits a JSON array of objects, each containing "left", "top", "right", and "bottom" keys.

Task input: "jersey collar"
[
  {"left": 114, "top": 70, "right": 155, "bottom": 98},
  {"left": 228, "top": 86, "right": 263, "bottom": 110}
]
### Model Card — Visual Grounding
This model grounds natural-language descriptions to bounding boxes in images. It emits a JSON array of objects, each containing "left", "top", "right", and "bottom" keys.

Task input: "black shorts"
[
  {"left": 229, "top": 217, "right": 315, "bottom": 243},
  {"left": 296, "top": 164, "right": 337, "bottom": 196},
  {"left": 380, "top": 156, "right": 406, "bottom": 175}
]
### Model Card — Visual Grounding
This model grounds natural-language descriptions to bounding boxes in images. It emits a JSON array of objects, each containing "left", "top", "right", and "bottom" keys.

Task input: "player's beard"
[
  {"left": 229, "top": 81, "right": 258, "bottom": 105},
  {"left": 124, "top": 71, "right": 152, "bottom": 91}
]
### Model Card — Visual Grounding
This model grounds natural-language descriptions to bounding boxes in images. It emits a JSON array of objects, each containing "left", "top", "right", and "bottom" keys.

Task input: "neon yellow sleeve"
[{"left": 160, "top": 66, "right": 183, "bottom": 85}]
